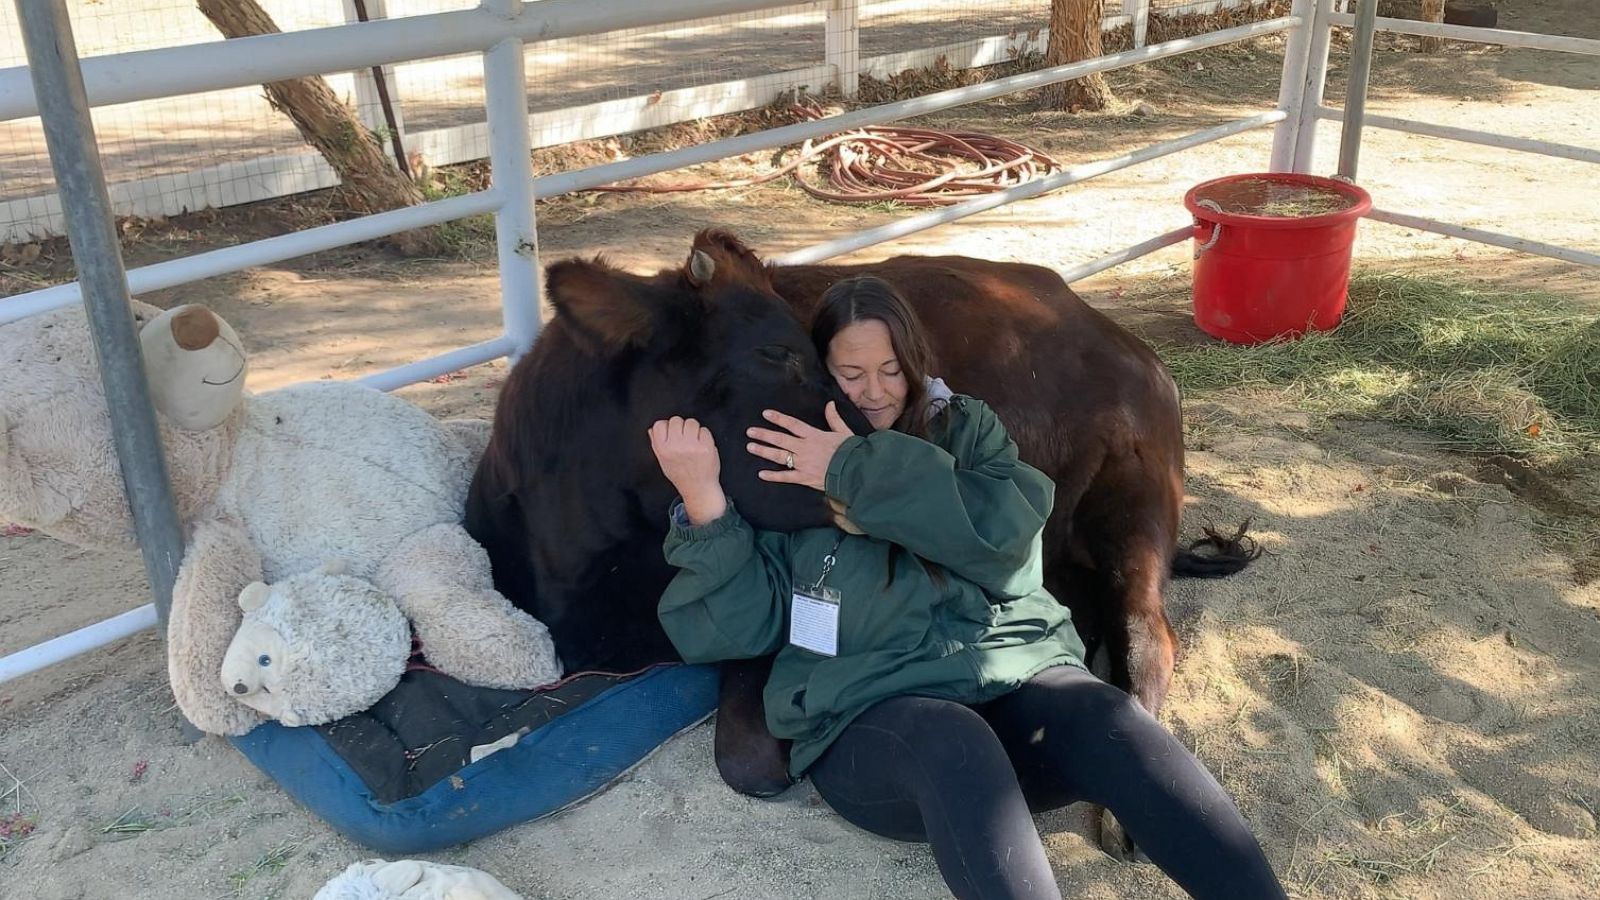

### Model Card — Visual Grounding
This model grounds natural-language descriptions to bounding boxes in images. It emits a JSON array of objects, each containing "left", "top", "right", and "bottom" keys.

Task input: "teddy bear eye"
[{"left": 258, "top": 654, "right": 272, "bottom": 667}]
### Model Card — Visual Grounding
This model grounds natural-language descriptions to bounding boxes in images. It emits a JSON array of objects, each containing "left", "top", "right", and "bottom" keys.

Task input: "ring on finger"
[{"left": 785, "top": 452, "right": 795, "bottom": 469}]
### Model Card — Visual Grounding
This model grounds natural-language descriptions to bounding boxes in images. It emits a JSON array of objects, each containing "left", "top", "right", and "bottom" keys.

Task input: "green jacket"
[{"left": 659, "top": 395, "right": 1086, "bottom": 777}]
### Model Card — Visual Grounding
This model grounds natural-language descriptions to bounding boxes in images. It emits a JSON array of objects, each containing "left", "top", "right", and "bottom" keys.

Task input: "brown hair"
[
  {"left": 812, "top": 276, "right": 947, "bottom": 587},
  {"left": 810, "top": 275, "right": 939, "bottom": 437}
]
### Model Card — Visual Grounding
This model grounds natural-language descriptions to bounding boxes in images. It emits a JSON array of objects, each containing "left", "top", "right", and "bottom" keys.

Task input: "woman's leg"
[
  {"left": 807, "top": 696, "right": 1061, "bottom": 900},
  {"left": 979, "top": 665, "right": 1288, "bottom": 900}
]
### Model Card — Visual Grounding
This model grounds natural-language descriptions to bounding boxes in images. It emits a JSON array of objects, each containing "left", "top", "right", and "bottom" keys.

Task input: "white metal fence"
[
  {"left": 0, "top": 0, "right": 1276, "bottom": 244},
  {"left": 0, "top": 0, "right": 1596, "bottom": 684}
]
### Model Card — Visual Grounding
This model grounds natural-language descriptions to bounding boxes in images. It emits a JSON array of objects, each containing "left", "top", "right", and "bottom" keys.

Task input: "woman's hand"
[
  {"left": 747, "top": 402, "right": 854, "bottom": 493},
  {"left": 649, "top": 416, "right": 727, "bottom": 525}
]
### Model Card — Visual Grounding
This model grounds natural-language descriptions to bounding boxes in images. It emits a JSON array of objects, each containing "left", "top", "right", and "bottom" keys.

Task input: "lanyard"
[{"left": 812, "top": 535, "right": 844, "bottom": 592}]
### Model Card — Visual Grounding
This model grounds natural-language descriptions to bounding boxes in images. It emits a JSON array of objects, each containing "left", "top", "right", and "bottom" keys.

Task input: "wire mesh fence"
[{"left": 0, "top": 0, "right": 1277, "bottom": 244}]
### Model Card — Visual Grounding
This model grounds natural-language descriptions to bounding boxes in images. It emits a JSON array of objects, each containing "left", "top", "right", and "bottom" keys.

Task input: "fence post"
[
  {"left": 1291, "top": 0, "right": 1335, "bottom": 172},
  {"left": 825, "top": 0, "right": 860, "bottom": 99},
  {"left": 342, "top": 0, "right": 410, "bottom": 175},
  {"left": 1337, "top": 0, "right": 1380, "bottom": 179},
  {"left": 1269, "top": 0, "right": 1317, "bottom": 170},
  {"left": 13, "top": 0, "right": 189, "bottom": 706},
  {"left": 483, "top": 0, "right": 543, "bottom": 359},
  {"left": 1125, "top": 0, "right": 1150, "bottom": 49}
]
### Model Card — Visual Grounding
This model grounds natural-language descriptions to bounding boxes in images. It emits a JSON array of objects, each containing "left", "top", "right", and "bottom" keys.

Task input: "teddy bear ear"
[{"left": 238, "top": 581, "right": 270, "bottom": 613}]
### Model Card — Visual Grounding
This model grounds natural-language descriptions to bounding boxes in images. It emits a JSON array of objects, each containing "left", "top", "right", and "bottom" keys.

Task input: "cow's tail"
[{"left": 1171, "top": 518, "right": 1261, "bottom": 578}]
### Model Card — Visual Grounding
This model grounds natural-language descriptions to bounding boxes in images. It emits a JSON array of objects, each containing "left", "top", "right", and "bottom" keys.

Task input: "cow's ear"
[
  {"left": 545, "top": 257, "right": 662, "bottom": 352},
  {"left": 685, "top": 228, "right": 772, "bottom": 292}
]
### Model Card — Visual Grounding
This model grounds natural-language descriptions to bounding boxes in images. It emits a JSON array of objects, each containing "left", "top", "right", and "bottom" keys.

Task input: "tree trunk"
[
  {"left": 1043, "top": 0, "right": 1112, "bottom": 111},
  {"left": 197, "top": 0, "right": 442, "bottom": 255},
  {"left": 1420, "top": 0, "right": 1446, "bottom": 52}
]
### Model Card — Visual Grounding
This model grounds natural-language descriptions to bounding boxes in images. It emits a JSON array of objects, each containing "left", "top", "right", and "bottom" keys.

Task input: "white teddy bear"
[
  {"left": 0, "top": 301, "right": 562, "bottom": 735},
  {"left": 220, "top": 560, "right": 413, "bottom": 727}
]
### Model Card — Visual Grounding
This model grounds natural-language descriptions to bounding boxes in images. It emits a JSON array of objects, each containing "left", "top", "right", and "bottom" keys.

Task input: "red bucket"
[{"left": 1183, "top": 172, "right": 1372, "bottom": 344}]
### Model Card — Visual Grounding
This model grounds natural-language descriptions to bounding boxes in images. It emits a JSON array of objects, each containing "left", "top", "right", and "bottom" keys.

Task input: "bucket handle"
[{"left": 1193, "top": 198, "right": 1223, "bottom": 258}]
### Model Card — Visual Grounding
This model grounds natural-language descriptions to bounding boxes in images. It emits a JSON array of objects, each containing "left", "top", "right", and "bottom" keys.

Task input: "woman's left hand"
[{"left": 747, "top": 402, "right": 854, "bottom": 492}]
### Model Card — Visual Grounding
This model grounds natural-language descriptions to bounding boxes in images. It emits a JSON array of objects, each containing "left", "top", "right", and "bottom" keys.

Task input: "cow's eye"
[{"left": 756, "top": 345, "right": 793, "bottom": 365}]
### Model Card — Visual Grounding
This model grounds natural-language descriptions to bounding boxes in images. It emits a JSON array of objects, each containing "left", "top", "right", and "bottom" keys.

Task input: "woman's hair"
[
  {"left": 812, "top": 275, "right": 948, "bottom": 588},
  {"left": 811, "top": 275, "right": 938, "bottom": 438}
]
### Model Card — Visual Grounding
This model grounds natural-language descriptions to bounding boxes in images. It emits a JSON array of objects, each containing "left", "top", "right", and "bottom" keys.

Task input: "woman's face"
[{"left": 827, "top": 319, "right": 907, "bottom": 432}]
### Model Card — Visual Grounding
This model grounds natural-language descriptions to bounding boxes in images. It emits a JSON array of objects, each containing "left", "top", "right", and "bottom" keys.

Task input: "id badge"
[{"left": 790, "top": 586, "right": 841, "bottom": 657}]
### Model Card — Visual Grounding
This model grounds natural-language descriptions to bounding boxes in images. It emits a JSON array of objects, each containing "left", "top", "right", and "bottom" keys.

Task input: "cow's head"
[{"left": 542, "top": 230, "right": 870, "bottom": 532}]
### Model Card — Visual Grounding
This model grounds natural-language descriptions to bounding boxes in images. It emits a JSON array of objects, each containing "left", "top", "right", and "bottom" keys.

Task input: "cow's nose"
[{"left": 232, "top": 682, "right": 249, "bottom": 694}]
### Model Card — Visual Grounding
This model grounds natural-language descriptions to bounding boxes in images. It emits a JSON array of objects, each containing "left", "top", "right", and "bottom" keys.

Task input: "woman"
[{"left": 648, "top": 276, "right": 1285, "bottom": 900}]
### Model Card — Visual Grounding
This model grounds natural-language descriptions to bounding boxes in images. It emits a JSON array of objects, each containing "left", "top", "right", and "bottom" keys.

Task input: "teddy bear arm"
[
  {"left": 375, "top": 523, "right": 562, "bottom": 691},
  {"left": 168, "top": 517, "right": 269, "bottom": 735}
]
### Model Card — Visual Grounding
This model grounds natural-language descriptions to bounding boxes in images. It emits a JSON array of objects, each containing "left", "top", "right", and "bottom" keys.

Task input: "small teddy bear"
[{"left": 220, "top": 561, "right": 412, "bottom": 728}]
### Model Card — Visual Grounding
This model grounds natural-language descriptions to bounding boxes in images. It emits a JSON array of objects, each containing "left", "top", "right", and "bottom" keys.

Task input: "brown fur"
[{"left": 544, "top": 257, "right": 662, "bottom": 353}]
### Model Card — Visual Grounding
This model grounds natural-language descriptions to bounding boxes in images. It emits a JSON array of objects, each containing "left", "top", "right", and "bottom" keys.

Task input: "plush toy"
[
  {"left": 314, "top": 858, "right": 524, "bottom": 900},
  {"left": 0, "top": 302, "right": 561, "bottom": 735},
  {"left": 220, "top": 560, "right": 413, "bottom": 727}
]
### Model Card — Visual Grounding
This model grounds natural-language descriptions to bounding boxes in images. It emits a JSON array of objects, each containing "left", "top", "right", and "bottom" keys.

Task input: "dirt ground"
[{"left": 2, "top": 2, "right": 1598, "bottom": 898}]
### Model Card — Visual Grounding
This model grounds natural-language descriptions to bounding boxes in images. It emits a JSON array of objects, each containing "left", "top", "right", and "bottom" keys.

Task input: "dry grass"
[
  {"left": 0, "top": 760, "right": 38, "bottom": 863},
  {"left": 1158, "top": 272, "right": 1600, "bottom": 460}
]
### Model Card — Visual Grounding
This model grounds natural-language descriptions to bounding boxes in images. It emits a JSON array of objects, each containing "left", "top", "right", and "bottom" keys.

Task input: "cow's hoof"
[
  {"left": 1097, "top": 807, "right": 1152, "bottom": 865},
  {"left": 714, "top": 746, "right": 796, "bottom": 799},
  {"left": 716, "top": 762, "right": 795, "bottom": 799}
]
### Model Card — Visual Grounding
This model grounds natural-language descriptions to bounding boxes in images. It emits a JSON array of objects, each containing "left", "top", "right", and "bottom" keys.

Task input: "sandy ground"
[{"left": 3, "top": 2, "right": 1599, "bottom": 897}]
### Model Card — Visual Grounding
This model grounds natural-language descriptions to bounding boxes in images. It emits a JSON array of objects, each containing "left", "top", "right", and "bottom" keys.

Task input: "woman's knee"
[
  {"left": 859, "top": 696, "right": 1011, "bottom": 773},
  {"left": 1016, "top": 668, "right": 1174, "bottom": 764}
]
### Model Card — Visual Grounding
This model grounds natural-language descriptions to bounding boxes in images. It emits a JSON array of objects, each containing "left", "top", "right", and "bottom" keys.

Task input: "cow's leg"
[
  {"left": 713, "top": 655, "right": 795, "bottom": 798},
  {"left": 1102, "top": 537, "right": 1181, "bottom": 718},
  {"left": 1073, "top": 530, "right": 1177, "bottom": 865},
  {"left": 1075, "top": 443, "right": 1184, "bottom": 864}
]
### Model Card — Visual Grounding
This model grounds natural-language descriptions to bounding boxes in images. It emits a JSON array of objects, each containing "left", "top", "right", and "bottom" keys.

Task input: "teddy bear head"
[
  {"left": 219, "top": 561, "right": 413, "bottom": 727},
  {"left": 0, "top": 302, "right": 245, "bottom": 549}
]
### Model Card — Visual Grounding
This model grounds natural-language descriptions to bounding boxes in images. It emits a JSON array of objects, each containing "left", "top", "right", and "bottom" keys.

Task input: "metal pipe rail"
[
  {"left": 1366, "top": 209, "right": 1600, "bottom": 268},
  {"left": 0, "top": 0, "right": 805, "bottom": 122},
  {"left": 0, "top": 191, "right": 504, "bottom": 326},
  {"left": 501, "top": 16, "right": 1301, "bottom": 198},
  {"left": 1327, "top": 12, "right": 1600, "bottom": 55},
  {"left": 775, "top": 112, "right": 1286, "bottom": 266},
  {"left": 1324, "top": 0, "right": 1599, "bottom": 267},
  {"left": 2, "top": 15, "right": 1303, "bottom": 328},
  {"left": 3, "top": 15, "right": 1299, "bottom": 329},
  {"left": 1313, "top": 107, "right": 1600, "bottom": 166}
]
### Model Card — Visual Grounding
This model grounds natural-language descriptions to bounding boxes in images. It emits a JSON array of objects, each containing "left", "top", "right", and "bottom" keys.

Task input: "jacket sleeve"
[
  {"left": 657, "top": 501, "right": 791, "bottom": 663},
  {"left": 823, "top": 398, "right": 1053, "bottom": 597}
]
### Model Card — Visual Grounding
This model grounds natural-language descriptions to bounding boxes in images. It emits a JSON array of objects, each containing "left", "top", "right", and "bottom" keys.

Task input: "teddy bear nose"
[{"left": 232, "top": 682, "right": 249, "bottom": 694}]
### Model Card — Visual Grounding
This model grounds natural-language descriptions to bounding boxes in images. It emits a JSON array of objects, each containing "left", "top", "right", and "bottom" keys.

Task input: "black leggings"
[{"left": 807, "top": 665, "right": 1286, "bottom": 900}]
